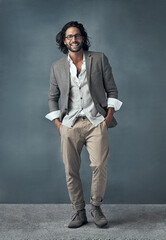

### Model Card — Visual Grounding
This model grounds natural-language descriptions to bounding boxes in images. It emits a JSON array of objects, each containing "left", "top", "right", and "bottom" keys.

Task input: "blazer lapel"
[
  {"left": 63, "top": 56, "right": 70, "bottom": 93},
  {"left": 85, "top": 51, "right": 92, "bottom": 88}
]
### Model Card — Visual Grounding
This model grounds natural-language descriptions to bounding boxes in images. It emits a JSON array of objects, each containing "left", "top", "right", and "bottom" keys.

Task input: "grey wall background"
[{"left": 0, "top": 0, "right": 166, "bottom": 204}]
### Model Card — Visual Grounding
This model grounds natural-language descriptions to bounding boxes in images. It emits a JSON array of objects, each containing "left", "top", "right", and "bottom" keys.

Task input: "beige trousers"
[{"left": 60, "top": 117, "right": 110, "bottom": 211}]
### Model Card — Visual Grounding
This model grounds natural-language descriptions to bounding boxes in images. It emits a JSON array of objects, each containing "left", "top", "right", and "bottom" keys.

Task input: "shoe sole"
[
  {"left": 94, "top": 221, "right": 108, "bottom": 228},
  {"left": 68, "top": 220, "right": 88, "bottom": 228}
]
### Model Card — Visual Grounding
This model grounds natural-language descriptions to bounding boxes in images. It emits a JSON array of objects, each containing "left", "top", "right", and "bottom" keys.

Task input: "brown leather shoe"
[
  {"left": 68, "top": 209, "right": 88, "bottom": 228},
  {"left": 91, "top": 205, "right": 108, "bottom": 228}
]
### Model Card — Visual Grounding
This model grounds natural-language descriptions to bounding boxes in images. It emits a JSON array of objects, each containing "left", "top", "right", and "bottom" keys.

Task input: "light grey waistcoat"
[{"left": 62, "top": 52, "right": 104, "bottom": 128}]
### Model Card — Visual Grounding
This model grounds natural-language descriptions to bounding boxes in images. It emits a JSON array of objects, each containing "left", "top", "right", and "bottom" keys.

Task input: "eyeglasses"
[{"left": 65, "top": 34, "right": 82, "bottom": 40}]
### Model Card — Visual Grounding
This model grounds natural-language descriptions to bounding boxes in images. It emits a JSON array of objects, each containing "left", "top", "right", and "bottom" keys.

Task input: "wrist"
[
  {"left": 54, "top": 118, "right": 61, "bottom": 126},
  {"left": 54, "top": 118, "right": 60, "bottom": 122},
  {"left": 106, "top": 107, "right": 114, "bottom": 117}
]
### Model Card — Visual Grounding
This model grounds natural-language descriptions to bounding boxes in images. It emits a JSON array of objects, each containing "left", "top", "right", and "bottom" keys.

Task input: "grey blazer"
[{"left": 48, "top": 50, "right": 118, "bottom": 128}]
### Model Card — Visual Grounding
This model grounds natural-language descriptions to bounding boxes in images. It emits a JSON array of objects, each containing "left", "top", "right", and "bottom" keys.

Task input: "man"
[{"left": 45, "top": 21, "right": 122, "bottom": 228}]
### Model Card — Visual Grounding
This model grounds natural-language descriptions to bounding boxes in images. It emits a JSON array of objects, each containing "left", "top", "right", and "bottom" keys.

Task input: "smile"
[{"left": 71, "top": 43, "right": 79, "bottom": 46}]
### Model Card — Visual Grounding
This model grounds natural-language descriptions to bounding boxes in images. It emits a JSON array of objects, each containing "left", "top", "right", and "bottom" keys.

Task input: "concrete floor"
[{"left": 0, "top": 204, "right": 166, "bottom": 240}]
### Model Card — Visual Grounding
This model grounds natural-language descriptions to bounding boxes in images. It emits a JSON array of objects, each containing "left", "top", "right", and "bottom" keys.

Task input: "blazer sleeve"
[
  {"left": 101, "top": 53, "right": 118, "bottom": 99},
  {"left": 48, "top": 63, "right": 61, "bottom": 112}
]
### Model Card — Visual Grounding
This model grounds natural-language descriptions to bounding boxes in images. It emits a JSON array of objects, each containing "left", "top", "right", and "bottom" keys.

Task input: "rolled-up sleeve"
[
  {"left": 45, "top": 110, "right": 61, "bottom": 121},
  {"left": 107, "top": 98, "right": 123, "bottom": 111}
]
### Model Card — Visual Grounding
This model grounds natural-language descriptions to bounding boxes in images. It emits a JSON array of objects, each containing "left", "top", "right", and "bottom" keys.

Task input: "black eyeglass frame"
[{"left": 65, "top": 34, "right": 82, "bottom": 40}]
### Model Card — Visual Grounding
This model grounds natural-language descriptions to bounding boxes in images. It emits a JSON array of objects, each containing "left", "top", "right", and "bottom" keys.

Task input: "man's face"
[{"left": 64, "top": 27, "right": 84, "bottom": 53}]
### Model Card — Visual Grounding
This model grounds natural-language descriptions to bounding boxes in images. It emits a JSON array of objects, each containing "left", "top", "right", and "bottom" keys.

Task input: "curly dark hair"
[{"left": 56, "top": 21, "right": 91, "bottom": 54}]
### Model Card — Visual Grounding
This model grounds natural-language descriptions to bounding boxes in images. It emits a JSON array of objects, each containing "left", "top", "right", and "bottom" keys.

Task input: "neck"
[{"left": 68, "top": 49, "right": 83, "bottom": 63}]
